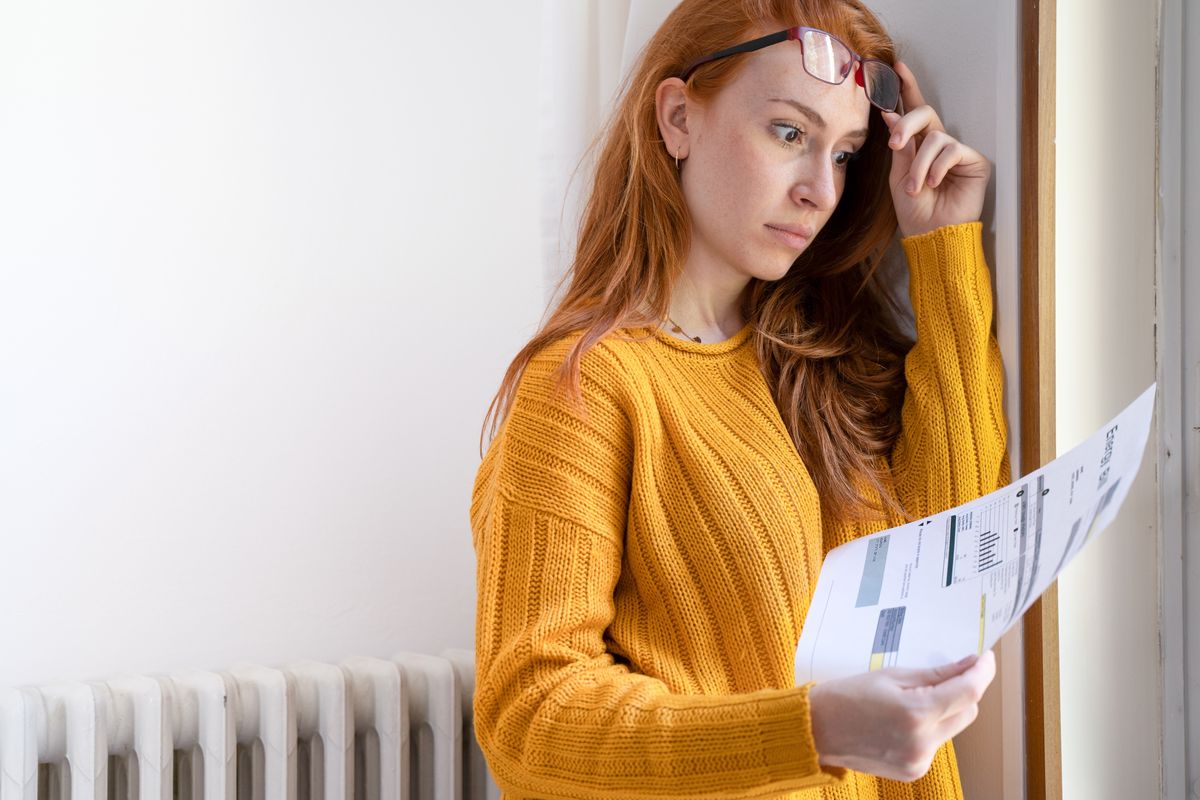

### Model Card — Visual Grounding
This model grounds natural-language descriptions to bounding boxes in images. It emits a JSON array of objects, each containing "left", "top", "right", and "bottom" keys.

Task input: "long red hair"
[{"left": 481, "top": 0, "right": 911, "bottom": 522}]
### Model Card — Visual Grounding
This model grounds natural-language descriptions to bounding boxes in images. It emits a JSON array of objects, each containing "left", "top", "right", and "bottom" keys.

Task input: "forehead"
[{"left": 721, "top": 40, "right": 871, "bottom": 132}]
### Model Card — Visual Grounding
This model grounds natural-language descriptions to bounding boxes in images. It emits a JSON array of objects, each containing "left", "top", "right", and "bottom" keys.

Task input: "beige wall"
[{"left": 1056, "top": 0, "right": 1162, "bottom": 796}]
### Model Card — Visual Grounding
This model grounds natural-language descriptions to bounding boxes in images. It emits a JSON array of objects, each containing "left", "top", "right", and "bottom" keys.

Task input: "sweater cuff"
[
  {"left": 899, "top": 221, "right": 989, "bottom": 315},
  {"left": 785, "top": 682, "right": 851, "bottom": 786},
  {"left": 900, "top": 220, "right": 985, "bottom": 274}
]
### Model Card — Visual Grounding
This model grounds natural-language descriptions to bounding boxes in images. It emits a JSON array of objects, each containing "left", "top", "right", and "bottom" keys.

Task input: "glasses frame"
[{"left": 679, "top": 26, "right": 904, "bottom": 114}]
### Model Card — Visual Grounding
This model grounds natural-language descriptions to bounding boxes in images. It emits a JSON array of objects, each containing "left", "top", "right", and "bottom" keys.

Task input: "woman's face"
[{"left": 674, "top": 39, "right": 872, "bottom": 283}]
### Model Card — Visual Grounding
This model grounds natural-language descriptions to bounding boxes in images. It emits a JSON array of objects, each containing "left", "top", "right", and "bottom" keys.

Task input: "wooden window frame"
[{"left": 1019, "top": 0, "right": 1061, "bottom": 798}]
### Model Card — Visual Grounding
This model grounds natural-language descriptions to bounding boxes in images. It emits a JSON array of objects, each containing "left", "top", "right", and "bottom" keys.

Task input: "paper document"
[{"left": 795, "top": 383, "right": 1156, "bottom": 684}]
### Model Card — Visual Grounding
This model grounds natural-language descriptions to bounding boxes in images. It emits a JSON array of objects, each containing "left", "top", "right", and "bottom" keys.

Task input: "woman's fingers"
[
  {"left": 882, "top": 114, "right": 991, "bottom": 196},
  {"left": 904, "top": 132, "right": 974, "bottom": 193},
  {"left": 883, "top": 59, "right": 992, "bottom": 235},
  {"left": 888, "top": 653, "right": 980, "bottom": 690},
  {"left": 922, "top": 140, "right": 967, "bottom": 188},
  {"left": 888, "top": 650, "right": 994, "bottom": 718},
  {"left": 881, "top": 61, "right": 945, "bottom": 148},
  {"left": 882, "top": 104, "right": 944, "bottom": 152},
  {"left": 924, "top": 650, "right": 995, "bottom": 719},
  {"left": 808, "top": 649, "right": 998, "bottom": 782}
]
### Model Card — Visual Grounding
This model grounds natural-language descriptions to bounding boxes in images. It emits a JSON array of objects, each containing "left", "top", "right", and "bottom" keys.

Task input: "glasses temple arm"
[{"left": 680, "top": 29, "right": 791, "bottom": 80}]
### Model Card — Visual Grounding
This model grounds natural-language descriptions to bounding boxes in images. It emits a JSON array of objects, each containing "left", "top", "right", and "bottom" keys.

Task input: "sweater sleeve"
[
  {"left": 469, "top": 338, "right": 848, "bottom": 800},
  {"left": 890, "top": 220, "right": 1012, "bottom": 520}
]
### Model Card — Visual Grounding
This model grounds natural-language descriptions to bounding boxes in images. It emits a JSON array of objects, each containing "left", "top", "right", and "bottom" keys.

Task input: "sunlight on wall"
[{"left": 1055, "top": 0, "right": 1160, "bottom": 796}]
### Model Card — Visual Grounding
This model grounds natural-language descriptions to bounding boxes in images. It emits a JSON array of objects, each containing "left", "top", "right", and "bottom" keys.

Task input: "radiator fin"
[{"left": 0, "top": 653, "right": 498, "bottom": 800}]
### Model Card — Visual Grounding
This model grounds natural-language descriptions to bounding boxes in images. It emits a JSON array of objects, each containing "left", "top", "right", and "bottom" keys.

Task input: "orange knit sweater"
[{"left": 470, "top": 221, "right": 1011, "bottom": 799}]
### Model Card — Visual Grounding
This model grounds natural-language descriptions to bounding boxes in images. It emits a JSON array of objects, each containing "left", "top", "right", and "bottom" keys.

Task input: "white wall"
[
  {"left": 0, "top": 0, "right": 544, "bottom": 687},
  {"left": 1055, "top": 0, "right": 1162, "bottom": 796}
]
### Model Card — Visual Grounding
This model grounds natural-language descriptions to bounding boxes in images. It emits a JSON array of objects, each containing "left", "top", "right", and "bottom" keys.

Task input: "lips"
[{"left": 765, "top": 223, "right": 815, "bottom": 250}]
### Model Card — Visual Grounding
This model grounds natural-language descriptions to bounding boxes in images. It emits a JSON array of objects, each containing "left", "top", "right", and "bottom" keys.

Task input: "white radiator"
[{"left": 0, "top": 650, "right": 500, "bottom": 800}]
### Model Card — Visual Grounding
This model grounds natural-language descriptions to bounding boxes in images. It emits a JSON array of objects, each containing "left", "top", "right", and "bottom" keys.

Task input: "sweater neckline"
[{"left": 637, "top": 320, "right": 755, "bottom": 355}]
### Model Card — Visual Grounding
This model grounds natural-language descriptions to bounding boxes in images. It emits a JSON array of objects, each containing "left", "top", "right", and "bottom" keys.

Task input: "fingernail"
[
  {"left": 905, "top": 178, "right": 917, "bottom": 193},
  {"left": 957, "top": 654, "right": 977, "bottom": 666},
  {"left": 890, "top": 135, "right": 900, "bottom": 147}
]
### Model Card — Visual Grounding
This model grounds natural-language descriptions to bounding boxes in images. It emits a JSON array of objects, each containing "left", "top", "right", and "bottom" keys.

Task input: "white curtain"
[{"left": 537, "top": 0, "right": 681, "bottom": 308}]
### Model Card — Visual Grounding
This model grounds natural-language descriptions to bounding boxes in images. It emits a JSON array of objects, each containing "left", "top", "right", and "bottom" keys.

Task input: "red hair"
[{"left": 481, "top": 0, "right": 911, "bottom": 522}]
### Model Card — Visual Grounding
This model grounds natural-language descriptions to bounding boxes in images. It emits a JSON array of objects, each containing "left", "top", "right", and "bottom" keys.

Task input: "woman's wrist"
[{"left": 806, "top": 681, "right": 837, "bottom": 767}]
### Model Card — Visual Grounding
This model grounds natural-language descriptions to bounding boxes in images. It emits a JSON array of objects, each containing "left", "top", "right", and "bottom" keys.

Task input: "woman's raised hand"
[
  {"left": 807, "top": 649, "right": 996, "bottom": 782},
  {"left": 880, "top": 61, "right": 991, "bottom": 238}
]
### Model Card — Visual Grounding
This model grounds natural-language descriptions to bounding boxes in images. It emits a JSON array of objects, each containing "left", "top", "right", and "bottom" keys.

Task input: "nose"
[{"left": 788, "top": 155, "right": 839, "bottom": 213}]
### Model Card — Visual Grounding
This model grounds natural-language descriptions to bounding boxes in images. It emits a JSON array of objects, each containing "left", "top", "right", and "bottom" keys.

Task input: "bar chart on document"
[{"left": 795, "top": 384, "right": 1156, "bottom": 684}]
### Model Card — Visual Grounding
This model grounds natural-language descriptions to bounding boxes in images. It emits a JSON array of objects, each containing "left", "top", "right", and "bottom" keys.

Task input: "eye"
[
  {"left": 833, "top": 149, "right": 863, "bottom": 169},
  {"left": 770, "top": 122, "right": 805, "bottom": 145}
]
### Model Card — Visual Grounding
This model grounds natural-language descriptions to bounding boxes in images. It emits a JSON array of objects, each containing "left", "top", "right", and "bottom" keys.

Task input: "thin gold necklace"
[{"left": 665, "top": 315, "right": 702, "bottom": 343}]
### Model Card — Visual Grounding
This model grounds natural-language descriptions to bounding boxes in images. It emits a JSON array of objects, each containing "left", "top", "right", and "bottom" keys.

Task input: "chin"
[{"left": 761, "top": 252, "right": 805, "bottom": 282}]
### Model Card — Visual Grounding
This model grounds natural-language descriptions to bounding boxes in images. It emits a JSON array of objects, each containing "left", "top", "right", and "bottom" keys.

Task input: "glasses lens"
[
  {"left": 800, "top": 29, "right": 852, "bottom": 83},
  {"left": 862, "top": 60, "right": 901, "bottom": 111}
]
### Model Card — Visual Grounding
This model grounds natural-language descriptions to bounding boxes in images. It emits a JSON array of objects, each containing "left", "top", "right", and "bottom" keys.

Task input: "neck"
[{"left": 665, "top": 255, "right": 751, "bottom": 342}]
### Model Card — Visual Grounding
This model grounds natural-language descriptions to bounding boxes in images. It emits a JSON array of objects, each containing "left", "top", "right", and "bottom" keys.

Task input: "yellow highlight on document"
[{"left": 978, "top": 594, "right": 986, "bottom": 655}]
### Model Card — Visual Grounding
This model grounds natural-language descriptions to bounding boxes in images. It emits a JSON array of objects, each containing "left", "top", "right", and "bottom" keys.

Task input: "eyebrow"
[{"left": 766, "top": 97, "right": 870, "bottom": 141}]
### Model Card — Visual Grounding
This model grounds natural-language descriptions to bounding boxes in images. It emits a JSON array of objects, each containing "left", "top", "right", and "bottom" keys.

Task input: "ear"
[{"left": 655, "top": 77, "right": 693, "bottom": 161}]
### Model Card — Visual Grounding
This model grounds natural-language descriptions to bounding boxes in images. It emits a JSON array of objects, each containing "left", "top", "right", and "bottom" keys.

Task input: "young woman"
[{"left": 470, "top": 0, "right": 1010, "bottom": 797}]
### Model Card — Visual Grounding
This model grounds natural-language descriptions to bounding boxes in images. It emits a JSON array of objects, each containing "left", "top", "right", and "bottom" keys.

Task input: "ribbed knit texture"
[{"left": 470, "top": 221, "right": 1011, "bottom": 799}]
